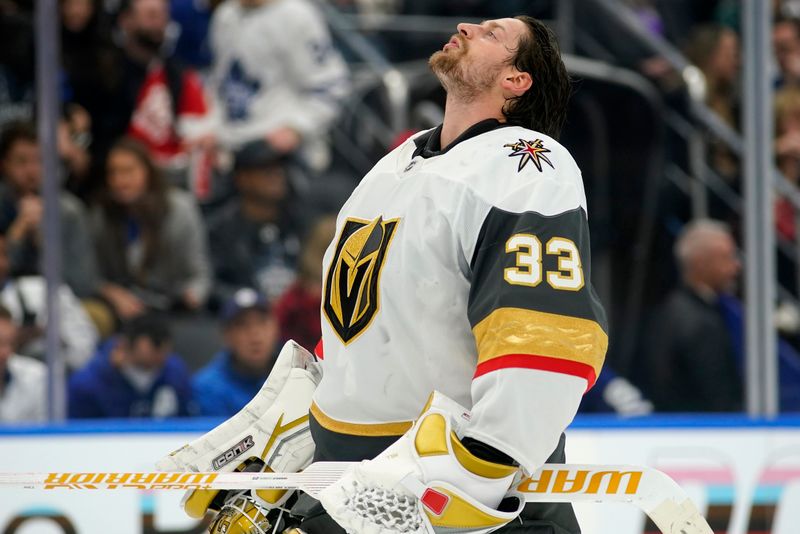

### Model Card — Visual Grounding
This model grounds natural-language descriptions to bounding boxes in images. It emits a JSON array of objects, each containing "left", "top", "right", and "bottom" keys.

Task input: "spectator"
[
  {"left": 0, "top": 121, "right": 99, "bottom": 299},
  {"left": 103, "top": 0, "right": 213, "bottom": 187},
  {"left": 273, "top": 214, "right": 336, "bottom": 350},
  {"left": 640, "top": 220, "right": 743, "bottom": 412},
  {"left": 717, "top": 291, "right": 800, "bottom": 411},
  {"left": 170, "top": 0, "right": 214, "bottom": 69},
  {"left": 57, "top": 104, "right": 93, "bottom": 195},
  {"left": 192, "top": 288, "right": 279, "bottom": 416},
  {"left": 0, "top": 232, "right": 99, "bottom": 370},
  {"left": 775, "top": 87, "right": 800, "bottom": 242},
  {"left": 59, "top": 0, "right": 115, "bottom": 102},
  {"left": 0, "top": 13, "right": 34, "bottom": 129},
  {"left": 59, "top": 0, "right": 119, "bottom": 196},
  {"left": 684, "top": 25, "right": 740, "bottom": 127},
  {"left": 207, "top": 140, "right": 301, "bottom": 304},
  {"left": 91, "top": 138, "right": 211, "bottom": 321},
  {"left": 774, "top": 16, "right": 800, "bottom": 89},
  {"left": 775, "top": 86, "right": 800, "bottom": 308},
  {"left": 68, "top": 312, "right": 195, "bottom": 418},
  {"left": 684, "top": 25, "right": 741, "bottom": 179},
  {"left": 0, "top": 305, "right": 46, "bottom": 423},
  {"left": 208, "top": 0, "right": 349, "bottom": 170}
]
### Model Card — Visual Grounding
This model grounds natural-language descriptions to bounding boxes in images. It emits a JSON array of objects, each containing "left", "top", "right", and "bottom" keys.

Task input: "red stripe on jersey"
[
  {"left": 473, "top": 354, "right": 597, "bottom": 391},
  {"left": 314, "top": 339, "right": 324, "bottom": 360}
]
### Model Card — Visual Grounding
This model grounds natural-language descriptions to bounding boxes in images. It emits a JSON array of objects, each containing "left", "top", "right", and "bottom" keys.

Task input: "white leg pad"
[{"left": 156, "top": 341, "right": 321, "bottom": 516}]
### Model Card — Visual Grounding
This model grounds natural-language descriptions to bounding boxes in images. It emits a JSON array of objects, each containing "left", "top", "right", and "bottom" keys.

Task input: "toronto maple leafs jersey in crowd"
[
  {"left": 209, "top": 0, "right": 349, "bottom": 148},
  {"left": 312, "top": 119, "right": 608, "bottom": 473}
]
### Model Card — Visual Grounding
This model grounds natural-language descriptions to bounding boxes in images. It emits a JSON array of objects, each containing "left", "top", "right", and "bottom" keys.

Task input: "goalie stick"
[{"left": 0, "top": 462, "right": 711, "bottom": 534}]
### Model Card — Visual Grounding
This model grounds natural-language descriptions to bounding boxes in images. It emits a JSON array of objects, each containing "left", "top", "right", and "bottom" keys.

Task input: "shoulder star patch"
[{"left": 503, "top": 138, "right": 555, "bottom": 172}]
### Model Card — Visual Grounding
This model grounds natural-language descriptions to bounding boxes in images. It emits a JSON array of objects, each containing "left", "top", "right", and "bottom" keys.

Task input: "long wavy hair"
[
  {"left": 101, "top": 137, "right": 169, "bottom": 283},
  {"left": 502, "top": 16, "right": 572, "bottom": 139}
]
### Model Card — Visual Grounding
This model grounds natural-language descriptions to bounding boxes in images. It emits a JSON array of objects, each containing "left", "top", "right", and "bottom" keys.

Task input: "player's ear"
[{"left": 501, "top": 70, "right": 532, "bottom": 97}]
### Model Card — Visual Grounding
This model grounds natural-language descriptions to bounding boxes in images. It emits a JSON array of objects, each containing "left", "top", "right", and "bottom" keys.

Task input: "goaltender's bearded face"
[{"left": 429, "top": 18, "right": 531, "bottom": 102}]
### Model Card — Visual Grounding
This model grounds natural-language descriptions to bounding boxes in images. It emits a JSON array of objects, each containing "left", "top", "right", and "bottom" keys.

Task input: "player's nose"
[{"left": 457, "top": 23, "right": 478, "bottom": 39}]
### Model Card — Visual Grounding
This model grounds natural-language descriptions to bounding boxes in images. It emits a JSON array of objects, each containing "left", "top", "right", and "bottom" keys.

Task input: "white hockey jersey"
[
  {"left": 209, "top": 0, "right": 349, "bottom": 149},
  {"left": 312, "top": 120, "right": 607, "bottom": 473}
]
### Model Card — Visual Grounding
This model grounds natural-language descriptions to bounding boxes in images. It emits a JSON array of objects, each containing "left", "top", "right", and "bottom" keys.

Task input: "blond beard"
[{"left": 429, "top": 45, "right": 500, "bottom": 102}]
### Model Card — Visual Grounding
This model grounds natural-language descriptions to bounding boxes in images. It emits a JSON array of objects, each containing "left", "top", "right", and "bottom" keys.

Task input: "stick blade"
[
  {"left": 648, "top": 497, "right": 714, "bottom": 534},
  {"left": 518, "top": 464, "right": 713, "bottom": 534}
]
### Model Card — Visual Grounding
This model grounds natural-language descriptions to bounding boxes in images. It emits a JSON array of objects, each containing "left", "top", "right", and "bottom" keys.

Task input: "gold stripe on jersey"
[
  {"left": 472, "top": 308, "right": 607, "bottom": 380},
  {"left": 310, "top": 402, "right": 413, "bottom": 437}
]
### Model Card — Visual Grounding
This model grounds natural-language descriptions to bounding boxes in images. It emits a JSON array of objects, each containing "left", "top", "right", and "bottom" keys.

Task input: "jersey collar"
[{"left": 412, "top": 118, "right": 514, "bottom": 159}]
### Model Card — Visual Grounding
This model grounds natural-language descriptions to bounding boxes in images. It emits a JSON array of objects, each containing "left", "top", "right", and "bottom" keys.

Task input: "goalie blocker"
[{"left": 156, "top": 340, "right": 321, "bottom": 519}]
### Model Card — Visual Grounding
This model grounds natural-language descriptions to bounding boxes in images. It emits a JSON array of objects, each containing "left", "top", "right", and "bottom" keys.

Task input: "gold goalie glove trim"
[
  {"left": 316, "top": 392, "right": 525, "bottom": 534},
  {"left": 323, "top": 216, "right": 399, "bottom": 344}
]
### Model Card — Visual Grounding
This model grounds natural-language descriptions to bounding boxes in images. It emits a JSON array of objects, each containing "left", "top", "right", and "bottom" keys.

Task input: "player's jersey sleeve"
[{"left": 461, "top": 159, "right": 607, "bottom": 474}]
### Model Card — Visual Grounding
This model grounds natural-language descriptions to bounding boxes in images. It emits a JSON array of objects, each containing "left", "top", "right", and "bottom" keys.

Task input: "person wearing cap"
[
  {"left": 191, "top": 287, "right": 281, "bottom": 417},
  {"left": 207, "top": 139, "right": 302, "bottom": 306}
]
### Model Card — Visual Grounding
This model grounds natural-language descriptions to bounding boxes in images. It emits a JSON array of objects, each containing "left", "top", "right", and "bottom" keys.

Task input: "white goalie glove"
[
  {"left": 318, "top": 391, "right": 526, "bottom": 534},
  {"left": 156, "top": 340, "right": 322, "bottom": 521}
]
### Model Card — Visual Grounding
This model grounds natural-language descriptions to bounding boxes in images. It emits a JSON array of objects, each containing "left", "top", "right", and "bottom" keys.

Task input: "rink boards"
[{"left": 1, "top": 415, "right": 800, "bottom": 534}]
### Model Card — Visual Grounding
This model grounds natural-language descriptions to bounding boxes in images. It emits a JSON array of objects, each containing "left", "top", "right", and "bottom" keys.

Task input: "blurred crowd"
[
  {"left": 612, "top": 0, "right": 800, "bottom": 414},
  {"left": 0, "top": 0, "right": 352, "bottom": 422},
  {"left": 4, "top": 0, "right": 800, "bottom": 423}
]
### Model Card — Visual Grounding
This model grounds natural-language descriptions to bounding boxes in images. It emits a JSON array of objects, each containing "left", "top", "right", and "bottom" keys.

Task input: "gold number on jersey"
[{"left": 504, "top": 234, "right": 584, "bottom": 291}]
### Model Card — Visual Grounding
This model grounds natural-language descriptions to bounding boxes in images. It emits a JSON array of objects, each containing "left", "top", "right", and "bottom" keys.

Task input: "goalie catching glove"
[
  {"left": 318, "top": 391, "right": 526, "bottom": 534},
  {"left": 156, "top": 340, "right": 321, "bottom": 520}
]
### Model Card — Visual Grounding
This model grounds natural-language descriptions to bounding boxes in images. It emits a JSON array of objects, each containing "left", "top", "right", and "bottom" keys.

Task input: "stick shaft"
[
  {"left": 0, "top": 462, "right": 350, "bottom": 494},
  {"left": 0, "top": 463, "right": 681, "bottom": 502},
  {"left": 0, "top": 463, "right": 712, "bottom": 534}
]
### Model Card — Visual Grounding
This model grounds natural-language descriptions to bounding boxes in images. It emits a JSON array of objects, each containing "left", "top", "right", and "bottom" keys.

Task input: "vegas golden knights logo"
[{"left": 323, "top": 216, "right": 399, "bottom": 344}]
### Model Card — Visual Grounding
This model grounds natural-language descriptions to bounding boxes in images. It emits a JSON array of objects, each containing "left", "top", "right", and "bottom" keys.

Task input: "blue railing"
[{"left": 3, "top": 414, "right": 800, "bottom": 435}]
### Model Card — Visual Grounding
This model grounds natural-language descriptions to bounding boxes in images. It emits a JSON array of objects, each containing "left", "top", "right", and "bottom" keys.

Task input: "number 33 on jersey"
[{"left": 315, "top": 123, "right": 607, "bottom": 473}]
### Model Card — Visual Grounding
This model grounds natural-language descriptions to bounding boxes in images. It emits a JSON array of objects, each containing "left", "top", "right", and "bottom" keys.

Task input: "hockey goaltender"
[{"left": 158, "top": 14, "right": 607, "bottom": 534}]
